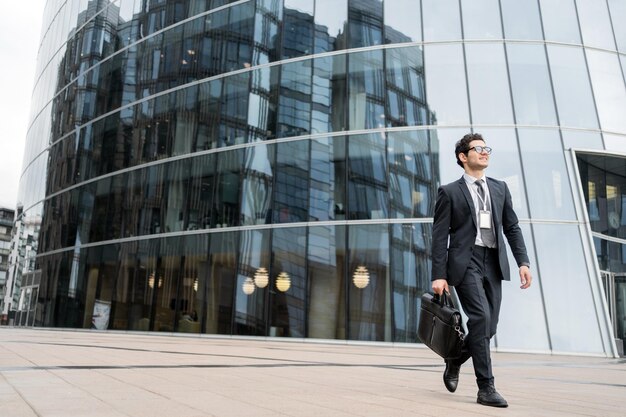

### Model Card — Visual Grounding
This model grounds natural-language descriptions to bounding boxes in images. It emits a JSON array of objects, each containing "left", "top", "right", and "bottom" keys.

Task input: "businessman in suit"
[{"left": 431, "top": 133, "right": 532, "bottom": 408}]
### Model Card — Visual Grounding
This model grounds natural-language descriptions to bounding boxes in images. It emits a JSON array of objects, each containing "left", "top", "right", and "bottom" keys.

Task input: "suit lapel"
[{"left": 458, "top": 177, "right": 477, "bottom": 228}]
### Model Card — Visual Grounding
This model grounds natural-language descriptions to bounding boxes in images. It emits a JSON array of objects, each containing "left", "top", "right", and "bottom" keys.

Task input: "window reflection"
[
  {"left": 241, "top": 144, "right": 274, "bottom": 225},
  {"left": 388, "top": 130, "right": 436, "bottom": 218},
  {"left": 315, "top": 0, "right": 347, "bottom": 52},
  {"left": 384, "top": 47, "right": 428, "bottom": 127},
  {"left": 391, "top": 223, "right": 432, "bottom": 343},
  {"left": 274, "top": 141, "right": 309, "bottom": 223},
  {"left": 282, "top": 0, "right": 315, "bottom": 58},
  {"left": 349, "top": 49, "right": 385, "bottom": 130},
  {"left": 271, "top": 227, "right": 306, "bottom": 337},
  {"left": 309, "top": 136, "right": 346, "bottom": 221},
  {"left": 307, "top": 225, "right": 346, "bottom": 339},
  {"left": 348, "top": 223, "right": 390, "bottom": 341},
  {"left": 348, "top": 0, "right": 383, "bottom": 48},
  {"left": 277, "top": 60, "right": 312, "bottom": 138},
  {"left": 234, "top": 229, "right": 269, "bottom": 335},
  {"left": 348, "top": 134, "right": 388, "bottom": 220}
]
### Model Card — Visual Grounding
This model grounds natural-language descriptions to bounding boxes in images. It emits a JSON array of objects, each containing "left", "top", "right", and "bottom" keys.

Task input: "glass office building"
[{"left": 6, "top": 0, "right": 626, "bottom": 356}]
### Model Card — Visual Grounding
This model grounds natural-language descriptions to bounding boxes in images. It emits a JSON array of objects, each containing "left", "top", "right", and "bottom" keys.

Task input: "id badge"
[{"left": 479, "top": 210, "right": 492, "bottom": 229}]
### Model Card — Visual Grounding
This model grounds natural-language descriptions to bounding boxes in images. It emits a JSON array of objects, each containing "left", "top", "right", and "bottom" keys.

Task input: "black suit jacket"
[{"left": 431, "top": 176, "right": 529, "bottom": 286}]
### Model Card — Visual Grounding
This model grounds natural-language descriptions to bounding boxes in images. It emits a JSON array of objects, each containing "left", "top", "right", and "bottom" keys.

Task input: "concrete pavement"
[{"left": 0, "top": 328, "right": 624, "bottom": 416}]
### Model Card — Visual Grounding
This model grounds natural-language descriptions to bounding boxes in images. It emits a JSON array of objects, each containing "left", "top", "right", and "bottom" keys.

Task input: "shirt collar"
[{"left": 463, "top": 173, "right": 486, "bottom": 185}]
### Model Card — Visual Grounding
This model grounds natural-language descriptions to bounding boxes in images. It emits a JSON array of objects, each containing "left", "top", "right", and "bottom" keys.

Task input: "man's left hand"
[{"left": 519, "top": 265, "right": 532, "bottom": 289}]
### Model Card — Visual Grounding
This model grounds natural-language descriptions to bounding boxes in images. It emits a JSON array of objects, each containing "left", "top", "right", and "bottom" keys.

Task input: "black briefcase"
[{"left": 418, "top": 292, "right": 465, "bottom": 360}]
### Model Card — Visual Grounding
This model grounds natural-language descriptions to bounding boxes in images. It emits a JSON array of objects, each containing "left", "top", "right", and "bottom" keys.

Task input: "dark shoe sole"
[{"left": 477, "top": 399, "right": 508, "bottom": 408}]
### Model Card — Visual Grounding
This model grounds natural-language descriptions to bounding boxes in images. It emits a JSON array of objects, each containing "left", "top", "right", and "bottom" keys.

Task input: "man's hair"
[{"left": 455, "top": 133, "right": 485, "bottom": 168}]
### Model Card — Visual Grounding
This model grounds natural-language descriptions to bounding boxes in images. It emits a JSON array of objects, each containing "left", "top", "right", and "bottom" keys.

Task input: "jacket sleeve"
[
  {"left": 431, "top": 186, "right": 451, "bottom": 281},
  {"left": 501, "top": 182, "right": 530, "bottom": 267}
]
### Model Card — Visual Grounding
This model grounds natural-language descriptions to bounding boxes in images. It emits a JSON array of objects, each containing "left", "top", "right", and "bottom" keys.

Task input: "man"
[{"left": 431, "top": 133, "right": 532, "bottom": 408}]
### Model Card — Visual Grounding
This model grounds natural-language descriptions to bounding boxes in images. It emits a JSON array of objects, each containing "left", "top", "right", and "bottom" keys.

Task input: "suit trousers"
[{"left": 452, "top": 245, "right": 502, "bottom": 390}]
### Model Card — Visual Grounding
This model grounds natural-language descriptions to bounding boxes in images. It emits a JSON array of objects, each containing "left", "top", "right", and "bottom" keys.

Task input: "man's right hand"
[{"left": 432, "top": 279, "right": 449, "bottom": 295}]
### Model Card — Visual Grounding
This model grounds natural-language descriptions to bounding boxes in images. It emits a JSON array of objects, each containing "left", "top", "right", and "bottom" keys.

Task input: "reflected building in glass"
[{"left": 5, "top": 0, "right": 626, "bottom": 356}]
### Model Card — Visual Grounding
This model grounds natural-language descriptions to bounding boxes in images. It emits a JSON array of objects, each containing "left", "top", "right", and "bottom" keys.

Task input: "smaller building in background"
[{"left": 0, "top": 208, "right": 15, "bottom": 323}]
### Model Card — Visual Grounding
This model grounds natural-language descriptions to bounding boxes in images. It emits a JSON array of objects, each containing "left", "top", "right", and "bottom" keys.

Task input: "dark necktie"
[{"left": 476, "top": 179, "right": 496, "bottom": 248}]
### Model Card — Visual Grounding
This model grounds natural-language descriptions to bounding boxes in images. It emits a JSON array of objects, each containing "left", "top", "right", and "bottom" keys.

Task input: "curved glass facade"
[{"left": 5, "top": 0, "right": 626, "bottom": 355}]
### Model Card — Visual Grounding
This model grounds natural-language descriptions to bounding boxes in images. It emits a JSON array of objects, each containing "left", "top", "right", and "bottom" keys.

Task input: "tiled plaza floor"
[{"left": 0, "top": 328, "right": 624, "bottom": 416}]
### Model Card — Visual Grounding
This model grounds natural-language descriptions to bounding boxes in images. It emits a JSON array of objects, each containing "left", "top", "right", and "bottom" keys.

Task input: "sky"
[{"left": 0, "top": 1, "right": 47, "bottom": 209}]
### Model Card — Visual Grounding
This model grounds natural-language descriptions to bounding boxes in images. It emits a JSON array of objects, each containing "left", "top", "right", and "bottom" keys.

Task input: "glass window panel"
[
  {"left": 576, "top": 0, "right": 616, "bottom": 50},
  {"left": 500, "top": 0, "right": 543, "bottom": 40},
  {"left": 561, "top": 130, "right": 604, "bottom": 150},
  {"left": 206, "top": 231, "right": 237, "bottom": 334},
  {"left": 608, "top": 0, "right": 626, "bottom": 52},
  {"left": 348, "top": 49, "right": 385, "bottom": 130},
  {"left": 348, "top": 134, "right": 388, "bottom": 220},
  {"left": 391, "top": 223, "right": 432, "bottom": 343},
  {"left": 234, "top": 229, "right": 269, "bottom": 336},
  {"left": 388, "top": 130, "right": 437, "bottom": 218},
  {"left": 312, "top": 54, "right": 347, "bottom": 134},
  {"left": 348, "top": 223, "right": 390, "bottom": 341},
  {"left": 309, "top": 136, "right": 345, "bottom": 221},
  {"left": 507, "top": 44, "right": 557, "bottom": 126},
  {"left": 460, "top": 0, "right": 502, "bottom": 40},
  {"left": 385, "top": 46, "right": 427, "bottom": 127},
  {"left": 241, "top": 143, "right": 274, "bottom": 225},
  {"left": 518, "top": 129, "right": 576, "bottom": 220},
  {"left": 473, "top": 128, "right": 528, "bottom": 217},
  {"left": 539, "top": 0, "right": 581, "bottom": 44},
  {"left": 277, "top": 60, "right": 312, "bottom": 137},
  {"left": 465, "top": 43, "right": 514, "bottom": 124},
  {"left": 282, "top": 0, "right": 315, "bottom": 58},
  {"left": 533, "top": 224, "right": 605, "bottom": 354},
  {"left": 215, "top": 148, "right": 244, "bottom": 227},
  {"left": 271, "top": 227, "right": 307, "bottom": 337},
  {"left": 162, "top": 160, "right": 190, "bottom": 234},
  {"left": 175, "top": 235, "right": 208, "bottom": 334},
  {"left": 384, "top": 0, "right": 421, "bottom": 44},
  {"left": 422, "top": 0, "right": 462, "bottom": 42},
  {"left": 424, "top": 44, "right": 470, "bottom": 125},
  {"left": 603, "top": 134, "right": 626, "bottom": 153},
  {"left": 348, "top": 0, "right": 383, "bottom": 48},
  {"left": 496, "top": 223, "right": 550, "bottom": 351},
  {"left": 547, "top": 45, "right": 598, "bottom": 129},
  {"left": 307, "top": 225, "right": 346, "bottom": 339},
  {"left": 586, "top": 50, "right": 626, "bottom": 133},
  {"left": 315, "top": 0, "right": 347, "bottom": 52},
  {"left": 121, "top": 240, "right": 158, "bottom": 331},
  {"left": 273, "top": 141, "right": 309, "bottom": 223}
]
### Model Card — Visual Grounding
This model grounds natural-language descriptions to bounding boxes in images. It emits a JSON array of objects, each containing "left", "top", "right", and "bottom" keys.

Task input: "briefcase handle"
[{"left": 433, "top": 291, "right": 455, "bottom": 309}]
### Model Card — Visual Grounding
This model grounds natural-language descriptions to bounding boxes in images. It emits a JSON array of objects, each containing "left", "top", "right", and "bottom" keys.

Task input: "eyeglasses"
[{"left": 468, "top": 146, "right": 492, "bottom": 154}]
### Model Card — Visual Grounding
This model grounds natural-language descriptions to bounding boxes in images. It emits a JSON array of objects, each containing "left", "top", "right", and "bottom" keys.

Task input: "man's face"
[{"left": 460, "top": 139, "right": 490, "bottom": 170}]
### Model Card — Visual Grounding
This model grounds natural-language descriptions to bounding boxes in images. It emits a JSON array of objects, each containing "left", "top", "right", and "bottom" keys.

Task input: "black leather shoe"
[
  {"left": 477, "top": 386, "right": 508, "bottom": 407},
  {"left": 443, "top": 360, "right": 460, "bottom": 393}
]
